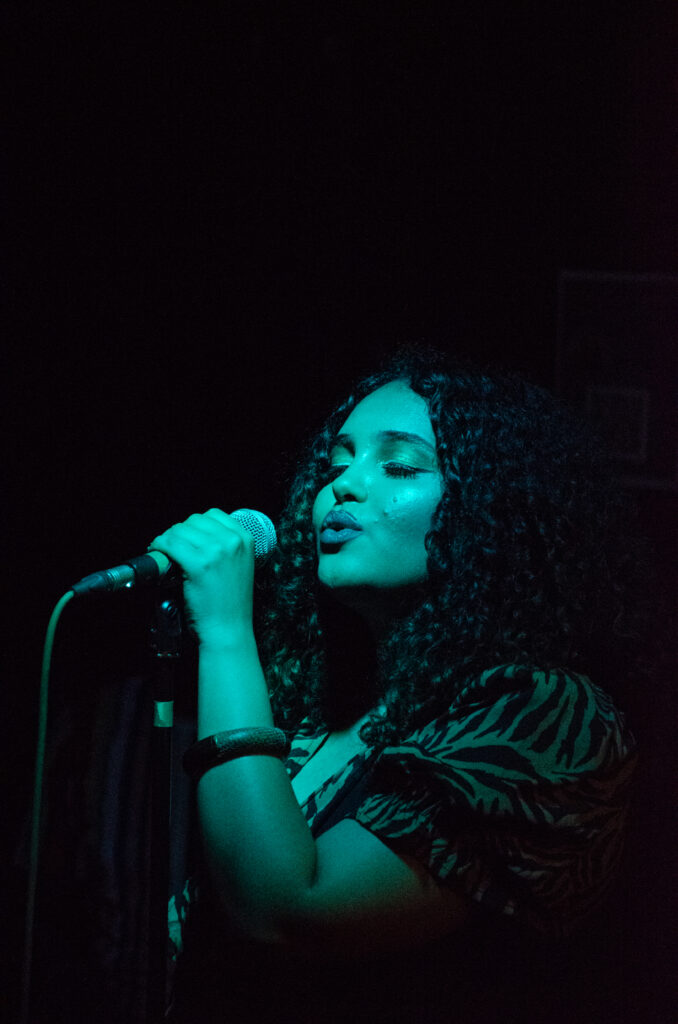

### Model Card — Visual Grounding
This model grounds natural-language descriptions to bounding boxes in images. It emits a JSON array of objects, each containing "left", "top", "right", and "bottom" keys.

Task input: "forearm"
[
  {"left": 195, "top": 634, "right": 318, "bottom": 941},
  {"left": 197, "top": 632, "right": 275, "bottom": 736},
  {"left": 193, "top": 636, "right": 470, "bottom": 960}
]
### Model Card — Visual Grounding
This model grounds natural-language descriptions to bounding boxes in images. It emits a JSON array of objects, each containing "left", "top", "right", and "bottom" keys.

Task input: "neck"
[
  {"left": 318, "top": 583, "right": 426, "bottom": 728},
  {"left": 353, "top": 584, "right": 426, "bottom": 644},
  {"left": 317, "top": 597, "right": 377, "bottom": 729}
]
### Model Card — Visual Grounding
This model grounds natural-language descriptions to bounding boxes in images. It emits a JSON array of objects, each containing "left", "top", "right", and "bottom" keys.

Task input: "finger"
[
  {"left": 182, "top": 512, "right": 254, "bottom": 557},
  {"left": 202, "top": 507, "right": 250, "bottom": 540},
  {"left": 147, "top": 515, "right": 252, "bottom": 568},
  {"left": 147, "top": 521, "right": 215, "bottom": 559},
  {"left": 148, "top": 513, "right": 228, "bottom": 553},
  {"left": 173, "top": 510, "right": 247, "bottom": 545}
]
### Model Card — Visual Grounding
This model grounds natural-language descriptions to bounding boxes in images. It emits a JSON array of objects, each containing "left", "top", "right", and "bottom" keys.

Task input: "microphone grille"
[{"left": 231, "top": 508, "right": 277, "bottom": 562}]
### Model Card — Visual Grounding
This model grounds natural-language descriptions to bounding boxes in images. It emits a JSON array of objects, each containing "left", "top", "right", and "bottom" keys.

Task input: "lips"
[{"left": 319, "top": 509, "right": 363, "bottom": 545}]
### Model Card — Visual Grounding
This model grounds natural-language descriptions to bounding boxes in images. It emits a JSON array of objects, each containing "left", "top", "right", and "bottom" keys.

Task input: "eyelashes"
[
  {"left": 326, "top": 462, "right": 421, "bottom": 481},
  {"left": 384, "top": 463, "right": 421, "bottom": 478}
]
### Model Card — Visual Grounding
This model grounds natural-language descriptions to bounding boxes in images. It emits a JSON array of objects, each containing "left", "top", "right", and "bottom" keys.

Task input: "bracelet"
[{"left": 182, "top": 727, "right": 290, "bottom": 782}]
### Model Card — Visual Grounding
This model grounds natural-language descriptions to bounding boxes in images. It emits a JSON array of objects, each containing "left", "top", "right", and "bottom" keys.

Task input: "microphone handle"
[{"left": 70, "top": 552, "right": 179, "bottom": 597}]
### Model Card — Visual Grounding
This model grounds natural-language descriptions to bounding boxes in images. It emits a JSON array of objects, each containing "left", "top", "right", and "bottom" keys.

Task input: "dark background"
[{"left": 4, "top": 2, "right": 677, "bottom": 1021}]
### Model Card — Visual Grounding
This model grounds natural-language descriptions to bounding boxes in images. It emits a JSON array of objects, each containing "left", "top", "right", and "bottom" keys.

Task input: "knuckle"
[{"left": 223, "top": 533, "right": 243, "bottom": 554}]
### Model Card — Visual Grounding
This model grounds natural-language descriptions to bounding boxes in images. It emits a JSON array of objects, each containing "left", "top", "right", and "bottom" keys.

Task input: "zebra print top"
[
  {"left": 285, "top": 663, "right": 637, "bottom": 937},
  {"left": 167, "top": 664, "right": 637, "bottom": 1022}
]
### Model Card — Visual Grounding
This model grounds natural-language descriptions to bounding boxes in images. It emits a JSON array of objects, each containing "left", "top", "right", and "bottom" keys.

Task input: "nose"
[{"left": 331, "top": 464, "right": 368, "bottom": 503}]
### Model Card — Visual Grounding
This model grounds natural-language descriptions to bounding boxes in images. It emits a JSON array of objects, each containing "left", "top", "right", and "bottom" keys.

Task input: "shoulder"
[
  {"left": 376, "top": 664, "right": 636, "bottom": 788},
  {"left": 355, "top": 666, "right": 637, "bottom": 933}
]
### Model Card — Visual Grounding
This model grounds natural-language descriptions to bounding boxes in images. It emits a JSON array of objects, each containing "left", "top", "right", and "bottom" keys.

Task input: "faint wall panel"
[{"left": 556, "top": 272, "right": 678, "bottom": 491}]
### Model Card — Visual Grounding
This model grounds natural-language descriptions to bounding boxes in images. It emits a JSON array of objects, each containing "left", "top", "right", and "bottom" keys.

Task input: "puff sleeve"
[{"left": 351, "top": 665, "right": 637, "bottom": 936}]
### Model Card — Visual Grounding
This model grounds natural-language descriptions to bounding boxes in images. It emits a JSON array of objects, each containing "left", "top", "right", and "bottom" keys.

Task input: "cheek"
[{"left": 381, "top": 488, "right": 440, "bottom": 542}]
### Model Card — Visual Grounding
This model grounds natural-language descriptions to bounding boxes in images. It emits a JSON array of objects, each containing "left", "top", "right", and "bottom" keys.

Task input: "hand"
[{"left": 148, "top": 508, "right": 256, "bottom": 648}]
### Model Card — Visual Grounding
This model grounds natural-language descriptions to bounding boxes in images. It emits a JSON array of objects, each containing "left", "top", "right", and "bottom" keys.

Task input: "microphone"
[{"left": 70, "top": 509, "right": 277, "bottom": 597}]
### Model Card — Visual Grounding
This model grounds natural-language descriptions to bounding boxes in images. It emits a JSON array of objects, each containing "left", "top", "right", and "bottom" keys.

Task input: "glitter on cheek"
[{"left": 381, "top": 491, "right": 436, "bottom": 538}]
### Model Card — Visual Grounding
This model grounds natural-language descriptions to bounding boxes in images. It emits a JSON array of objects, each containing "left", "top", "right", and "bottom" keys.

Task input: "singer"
[{"left": 160, "top": 347, "right": 648, "bottom": 1023}]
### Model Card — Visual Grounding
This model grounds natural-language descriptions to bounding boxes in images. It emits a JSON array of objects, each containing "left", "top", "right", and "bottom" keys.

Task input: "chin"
[
  {"left": 318, "top": 572, "right": 368, "bottom": 602},
  {"left": 317, "top": 574, "right": 426, "bottom": 625}
]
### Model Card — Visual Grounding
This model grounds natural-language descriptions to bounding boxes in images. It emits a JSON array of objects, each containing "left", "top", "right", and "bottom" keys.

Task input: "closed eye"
[
  {"left": 326, "top": 462, "right": 427, "bottom": 481},
  {"left": 383, "top": 463, "right": 421, "bottom": 478}
]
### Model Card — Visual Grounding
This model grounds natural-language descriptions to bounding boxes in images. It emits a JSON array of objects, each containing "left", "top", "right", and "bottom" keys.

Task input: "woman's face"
[{"left": 312, "top": 381, "right": 443, "bottom": 617}]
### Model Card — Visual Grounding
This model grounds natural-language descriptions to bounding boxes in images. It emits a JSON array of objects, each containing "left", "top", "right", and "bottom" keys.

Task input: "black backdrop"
[{"left": 4, "top": 3, "right": 677, "bottom": 1021}]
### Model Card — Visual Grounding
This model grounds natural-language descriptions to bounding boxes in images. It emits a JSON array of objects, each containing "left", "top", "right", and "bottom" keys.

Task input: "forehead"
[{"left": 338, "top": 380, "right": 434, "bottom": 442}]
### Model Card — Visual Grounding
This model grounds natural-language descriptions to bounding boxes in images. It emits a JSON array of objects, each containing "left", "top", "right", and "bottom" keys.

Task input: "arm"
[{"left": 150, "top": 510, "right": 471, "bottom": 958}]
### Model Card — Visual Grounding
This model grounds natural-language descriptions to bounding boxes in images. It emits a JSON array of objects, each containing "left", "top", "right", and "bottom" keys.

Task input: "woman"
[{"left": 159, "top": 348, "right": 647, "bottom": 1023}]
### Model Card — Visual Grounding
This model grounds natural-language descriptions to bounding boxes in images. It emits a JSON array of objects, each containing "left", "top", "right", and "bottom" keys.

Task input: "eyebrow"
[{"left": 332, "top": 430, "right": 436, "bottom": 454}]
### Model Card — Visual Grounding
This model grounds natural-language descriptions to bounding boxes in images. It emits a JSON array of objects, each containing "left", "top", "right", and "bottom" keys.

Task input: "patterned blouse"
[
  {"left": 169, "top": 661, "right": 636, "bottom": 976},
  {"left": 283, "top": 663, "right": 637, "bottom": 937}
]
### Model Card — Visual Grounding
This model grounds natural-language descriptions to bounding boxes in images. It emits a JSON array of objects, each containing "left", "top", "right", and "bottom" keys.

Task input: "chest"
[{"left": 290, "top": 721, "right": 369, "bottom": 808}]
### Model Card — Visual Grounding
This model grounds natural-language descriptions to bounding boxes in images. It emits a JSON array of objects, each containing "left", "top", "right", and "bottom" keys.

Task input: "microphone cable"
[{"left": 20, "top": 590, "right": 74, "bottom": 1024}]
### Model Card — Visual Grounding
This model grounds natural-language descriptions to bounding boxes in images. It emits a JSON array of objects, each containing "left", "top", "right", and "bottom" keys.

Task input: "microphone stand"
[{"left": 147, "top": 598, "right": 182, "bottom": 1023}]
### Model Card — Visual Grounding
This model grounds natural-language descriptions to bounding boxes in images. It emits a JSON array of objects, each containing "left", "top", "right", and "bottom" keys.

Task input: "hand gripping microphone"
[{"left": 70, "top": 509, "right": 277, "bottom": 597}]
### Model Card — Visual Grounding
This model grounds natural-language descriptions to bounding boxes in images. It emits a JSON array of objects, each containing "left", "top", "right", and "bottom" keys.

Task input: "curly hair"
[{"left": 255, "top": 345, "right": 656, "bottom": 749}]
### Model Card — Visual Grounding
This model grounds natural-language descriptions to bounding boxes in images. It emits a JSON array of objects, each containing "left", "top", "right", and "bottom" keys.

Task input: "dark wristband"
[{"left": 182, "top": 726, "right": 290, "bottom": 781}]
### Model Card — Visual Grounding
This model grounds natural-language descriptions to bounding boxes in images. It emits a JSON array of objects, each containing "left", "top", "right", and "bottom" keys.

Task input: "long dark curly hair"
[{"left": 255, "top": 346, "right": 656, "bottom": 749}]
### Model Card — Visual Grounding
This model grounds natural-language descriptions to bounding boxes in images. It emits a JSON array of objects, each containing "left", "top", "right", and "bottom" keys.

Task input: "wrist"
[
  {"left": 197, "top": 622, "right": 257, "bottom": 654},
  {"left": 197, "top": 633, "right": 273, "bottom": 737}
]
